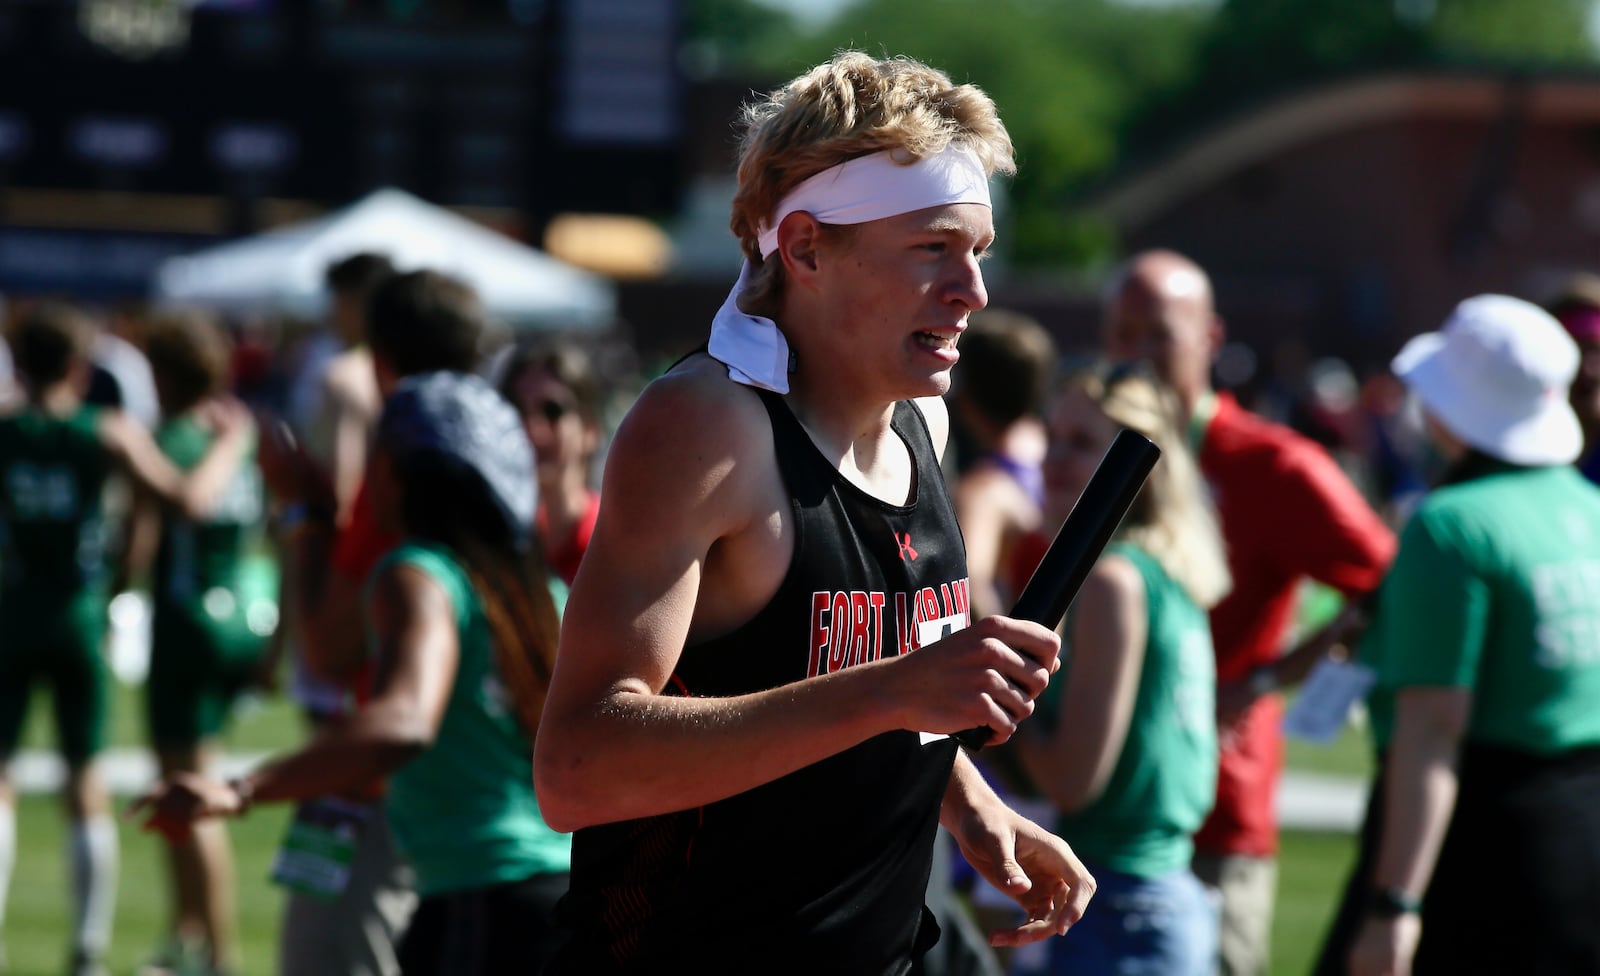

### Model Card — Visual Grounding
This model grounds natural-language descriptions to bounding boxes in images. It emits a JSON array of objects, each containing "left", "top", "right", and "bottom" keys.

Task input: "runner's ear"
[{"left": 775, "top": 211, "right": 823, "bottom": 278}]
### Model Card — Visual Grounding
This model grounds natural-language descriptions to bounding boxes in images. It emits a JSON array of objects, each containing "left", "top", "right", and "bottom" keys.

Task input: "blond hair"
[
  {"left": 1064, "top": 366, "right": 1231, "bottom": 609},
  {"left": 730, "top": 52, "right": 1015, "bottom": 312}
]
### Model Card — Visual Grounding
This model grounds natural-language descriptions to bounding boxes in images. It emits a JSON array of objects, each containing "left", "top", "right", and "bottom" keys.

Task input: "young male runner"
[{"left": 536, "top": 52, "right": 1094, "bottom": 972}]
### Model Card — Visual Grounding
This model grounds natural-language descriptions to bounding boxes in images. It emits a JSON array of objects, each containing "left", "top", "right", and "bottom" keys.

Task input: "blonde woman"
[{"left": 1010, "top": 364, "right": 1229, "bottom": 976}]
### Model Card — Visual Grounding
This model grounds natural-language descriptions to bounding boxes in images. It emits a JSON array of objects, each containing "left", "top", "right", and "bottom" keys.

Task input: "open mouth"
[{"left": 914, "top": 330, "right": 958, "bottom": 352}]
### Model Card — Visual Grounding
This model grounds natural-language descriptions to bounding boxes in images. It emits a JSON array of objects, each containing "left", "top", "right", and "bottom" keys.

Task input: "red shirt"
[
  {"left": 538, "top": 490, "right": 600, "bottom": 586},
  {"left": 329, "top": 479, "right": 400, "bottom": 707},
  {"left": 1195, "top": 393, "right": 1395, "bottom": 857},
  {"left": 331, "top": 480, "right": 399, "bottom": 586}
]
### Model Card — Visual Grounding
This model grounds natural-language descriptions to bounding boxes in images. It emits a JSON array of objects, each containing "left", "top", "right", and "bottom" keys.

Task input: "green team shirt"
[
  {"left": 1361, "top": 464, "right": 1600, "bottom": 755},
  {"left": 1042, "top": 542, "right": 1218, "bottom": 877},
  {"left": 375, "top": 542, "right": 570, "bottom": 896},
  {"left": 152, "top": 415, "right": 265, "bottom": 604},
  {"left": 0, "top": 406, "right": 112, "bottom": 595}
]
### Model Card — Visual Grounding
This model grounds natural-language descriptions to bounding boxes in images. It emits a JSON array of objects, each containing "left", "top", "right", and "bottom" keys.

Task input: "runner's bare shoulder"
[{"left": 604, "top": 352, "right": 777, "bottom": 529}]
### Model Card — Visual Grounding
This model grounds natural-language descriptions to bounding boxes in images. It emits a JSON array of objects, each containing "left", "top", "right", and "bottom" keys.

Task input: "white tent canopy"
[{"left": 153, "top": 188, "right": 616, "bottom": 329}]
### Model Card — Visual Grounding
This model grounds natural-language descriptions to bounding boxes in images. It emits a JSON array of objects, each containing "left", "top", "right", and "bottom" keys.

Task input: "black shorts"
[{"left": 398, "top": 871, "right": 570, "bottom": 976}]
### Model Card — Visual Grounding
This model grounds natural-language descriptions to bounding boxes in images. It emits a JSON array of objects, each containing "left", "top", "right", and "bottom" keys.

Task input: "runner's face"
[
  {"left": 813, "top": 203, "right": 993, "bottom": 400},
  {"left": 1042, "top": 388, "right": 1116, "bottom": 524}
]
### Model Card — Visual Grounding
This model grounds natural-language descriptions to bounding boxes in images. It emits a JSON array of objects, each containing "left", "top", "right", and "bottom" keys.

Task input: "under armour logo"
[{"left": 895, "top": 532, "right": 918, "bottom": 561}]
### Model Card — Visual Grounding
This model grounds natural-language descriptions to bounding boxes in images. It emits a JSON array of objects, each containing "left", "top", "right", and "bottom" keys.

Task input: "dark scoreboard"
[{"left": 0, "top": 0, "right": 684, "bottom": 226}]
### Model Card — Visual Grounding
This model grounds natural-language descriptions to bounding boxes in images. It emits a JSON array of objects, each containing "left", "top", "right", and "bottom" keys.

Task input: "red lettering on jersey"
[
  {"left": 826, "top": 591, "right": 851, "bottom": 673},
  {"left": 846, "top": 591, "right": 868, "bottom": 667},
  {"left": 809, "top": 591, "right": 831, "bottom": 677},
  {"left": 896, "top": 591, "right": 912, "bottom": 654},
  {"left": 919, "top": 588, "right": 940, "bottom": 624},
  {"left": 869, "top": 591, "right": 887, "bottom": 660},
  {"left": 951, "top": 577, "right": 971, "bottom": 622}
]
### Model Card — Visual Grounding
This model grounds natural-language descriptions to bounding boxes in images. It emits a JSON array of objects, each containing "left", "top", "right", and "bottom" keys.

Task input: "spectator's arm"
[
  {"left": 1348, "top": 687, "right": 1468, "bottom": 976},
  {"left": 1271, "top": 445, "right": 1397, "bottom": 598},
  {"left": 238, "top": 561, "right": 457, "bottom": 803},
  {"left": 1222, "top": 443, "right": 1396, "bottom": 711},
  {"left": 1217, "top": 600, "right": 1369, "bottom": 723},
  {"left": 322, "top": 367, "right": 374, "bottom": 526},
  {"left": 130, "top": 561, "right": 459, "bottom": 831},
  {"left": 954, "top": 466, "right": 1020, "bottom": 621},
  {"left": 98, "top": 401, "right": 251, "bottom": 520},
  {"left": 256, "top": 414, "right": 367, "bottom": 682},
  {"left": 1012, "top": 556, "right": 1146, "bottom": 813}
]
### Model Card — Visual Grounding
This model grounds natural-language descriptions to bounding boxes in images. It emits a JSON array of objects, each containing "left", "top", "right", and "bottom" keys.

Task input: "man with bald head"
[{"left": 1104, "top": 250, "right": 1395, "bottom": 976}]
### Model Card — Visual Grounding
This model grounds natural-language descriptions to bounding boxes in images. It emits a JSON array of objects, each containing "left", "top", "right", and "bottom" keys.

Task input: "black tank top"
[{"left": 555, "top": 389, "right": 971, "bottom": 975}]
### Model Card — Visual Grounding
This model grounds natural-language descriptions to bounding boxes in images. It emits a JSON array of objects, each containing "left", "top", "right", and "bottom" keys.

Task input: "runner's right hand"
[{"left": 887, "top": 615, "right": 1060, "bottom": 744}]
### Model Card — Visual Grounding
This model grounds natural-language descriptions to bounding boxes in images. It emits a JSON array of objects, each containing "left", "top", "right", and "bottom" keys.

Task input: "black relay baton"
[{"left": 954, "top": 428, "right": 1162, "bottom": 751}]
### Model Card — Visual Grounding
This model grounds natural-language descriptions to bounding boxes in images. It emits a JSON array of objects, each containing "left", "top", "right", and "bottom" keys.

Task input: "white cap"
[{"left": 1393, "top": 294, "right": 1582, "bottom": 466}]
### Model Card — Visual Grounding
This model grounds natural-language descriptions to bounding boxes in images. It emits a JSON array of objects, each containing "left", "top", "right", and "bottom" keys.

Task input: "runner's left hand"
[{"left": 951, "top": 804, "right": 1096, "bottom": 946}]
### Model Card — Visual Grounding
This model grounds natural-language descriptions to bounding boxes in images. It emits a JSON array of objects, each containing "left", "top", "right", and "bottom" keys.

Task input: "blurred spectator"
[
  {"left": 1010, "top": 363, "right": 1228, "bottom": 976},
  {"left": 1545, "top": 272, "right": 1600, "bottom": 483},
  {"left": 1103, "top": 249, "right": 1395, "bottom": 976},
  {"left": 228, "top": 317, "right": 284, "bottom": 412},
  {"left": 279, "top": 253, "right": 394, "bottom": 806},
  {"left": 940, "top": 308, "right": 1057, "bottom": 976},
  {"left": 287, "top": 252, "right": 394, "bottom": 525},
  {"left": 1319, "top": 296, "right": 1600, "bottom": 975},
  {"left": 946, "top": 308, "right": 1054, "bottom": 621},
  {"left": 85, "top": 309, "right": 161, "bottom": 432},
  {"left": 1357, "top": 369, "right": 1430, "bottom": 524},
  {"left": 497, "top": 337, "right": 604, "bottom": 586},
  {"left": 125, "top": 309, "right": 270, "bottom": 976},
  {"left": 261, "top": 269, "right": 491, "bottom": 976},
  {"left": 0, "top": 302, "right": 251, "bottom": 976},
  {"left": 135, "top": 371, "right": 572, "bottom": 975}
]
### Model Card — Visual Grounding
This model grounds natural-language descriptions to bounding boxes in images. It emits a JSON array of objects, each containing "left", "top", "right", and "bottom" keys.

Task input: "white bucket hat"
[{"left": 1392, "top": 294, "right": 1582, "bottom": 466}]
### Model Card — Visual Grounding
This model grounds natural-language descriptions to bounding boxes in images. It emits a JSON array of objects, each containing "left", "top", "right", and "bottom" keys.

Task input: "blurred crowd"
[
  {"left": 2, "top": 245, "right": 1595, "bottom": 976},
  {"left": 4, "top": 53, "right": 1600, "bottom": 976}
]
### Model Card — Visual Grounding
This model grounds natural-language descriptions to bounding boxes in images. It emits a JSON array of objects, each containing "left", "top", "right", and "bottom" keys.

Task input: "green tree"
[
  {"left": 683, "top": 0, "right": 1598, "bottom": 270},
  {"left": 1427, "top": 0, "right": 1597, "bottom": 63},
  {"left": 749, "top": 0, "right": 1207, "bottom": 266},
  {"left": 683, "top": 0, "right": 802, "bottom": 76}
]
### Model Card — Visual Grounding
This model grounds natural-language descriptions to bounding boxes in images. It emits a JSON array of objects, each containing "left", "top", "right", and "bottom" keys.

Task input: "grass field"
[
  {"left": 7, "top": 683, "right": 1370, "bottom": 975},
  {"left": 10, "top": 682, "right": 301, "bottom": 976}
]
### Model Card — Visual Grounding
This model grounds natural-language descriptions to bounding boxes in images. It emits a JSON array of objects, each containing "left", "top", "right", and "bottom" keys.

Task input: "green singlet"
[
  {"left": 146, "top": 414, "right": 270, "bottom": 749},
  {"left": 374, "top": 542, "right": 570, "bottom": 897},
  {"left": 1041, "top": 541, "right": 1219, "bottom": 877},
  {"left": 0, "top": 406, "right": 113, "bottom": 761}
]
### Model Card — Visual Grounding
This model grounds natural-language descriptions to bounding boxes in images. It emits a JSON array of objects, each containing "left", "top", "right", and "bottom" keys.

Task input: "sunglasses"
[{"left": 535, "top": 398, "right": 574, "bottom": 424}]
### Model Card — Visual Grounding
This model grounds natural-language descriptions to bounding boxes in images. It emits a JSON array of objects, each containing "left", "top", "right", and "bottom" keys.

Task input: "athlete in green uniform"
[
  {"left": 124, "top": 310, "right": 268, "bottom": 976},
  {"left": 0, "top": 303, "right": 250, "bottom": 976},
  {"left": 133, "top": 370, "right": 571, "bottom": 974}
]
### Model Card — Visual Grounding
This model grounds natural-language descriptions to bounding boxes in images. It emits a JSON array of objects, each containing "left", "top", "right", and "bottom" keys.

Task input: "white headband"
[
  {"left": 711, "top": 144, "right": 993, "bottom": 393},
  {"left": 755, "top": 144, "right": 992, "bottom": 258}
]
